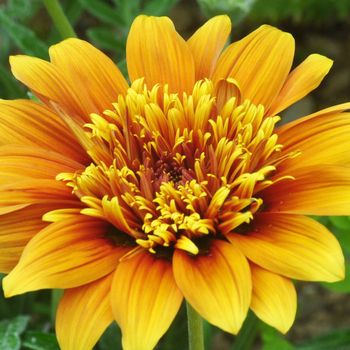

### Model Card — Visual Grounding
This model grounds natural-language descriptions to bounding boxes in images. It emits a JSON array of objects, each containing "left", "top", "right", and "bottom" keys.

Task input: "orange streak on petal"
[
  {"left": 187, "top": 15, "right": 231, "bottom": 79},
  {"left": 56, "top": 273, "right": 114, "bottom": 350},
  {"left": 228, "top": 213, "right": 344, "bottom": 282},
  {"left": 213, "top": 25, "right": 295, "bottom": 109},
  {"left": 10, "top": 55, "right": 90, "bottom": 121},
  {"left": 213, "top": 25, "right": 267, "bottom": 83},
  {"left": 127, "top": 15, "right": 195, "bottom": 93},
  {"left": 0, "top": 145, "right": 84, "bottom": 183},
  {"left": 49, "top": 38, "right": 128, "bottom": 113},
  {"left": 277, "top": 102, "right": 350, "bottom": 131},
  {"left": 263, "top": 165, "right": 350, "bottom": 215},
  {"left": 276, "top": 112, "right": 350, "bottom": 173},
  {"left": 0, "top": 99, "right": 86, "bottom": 163},
  {"left": 269, "top": 54, "right": 333, "bottom": 115},
  {"left": 0, "top": 204, "right": 56, "bottom": 273},
  {"left": 111, "top": 251, "right": 183, "bottom": 350},
  {"left": 215, "top": 78, "right": 242, "bottom": 112},
  {"left": 250, "top": 263, "right": 296, "bottom": 334},
  {"left": 173, "top": 240, "right": 251, "bottom": 334},
  {"left": 3, "top": 216, "right": 127, "bottom": 296}
]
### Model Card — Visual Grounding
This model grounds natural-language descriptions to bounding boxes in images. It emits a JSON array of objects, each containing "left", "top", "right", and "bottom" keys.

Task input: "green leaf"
[
  {"left": 203, "top": 320, "right": 214, "bottom": 349},
  {"left": 63, "top": 0, "right": 84, "bottom": 25},
  {"left": 297, "top": 329, "right": 350, "bottom": 350},
  {"left": 232, "top": 312, "right": 259, "bottom": 349},
  {"left": 78, "top": 0, "right": 126, "bottom": 26},
  {"left": 330, "top": 227, "right": 350, "bottom": 254},
  {"left": 87, "top": 27, "right": 125, "bottom": 51},
  {"left": 5, "top": 0, "right": 41, "bottom": 20},
  {"left": 0, "top": 9, "right": 48, "bottom": 58},
  {"left": 0, "top": 315, "right": 30, "bottom": 350},
  {"left": 157, "top": 304, "right": 188, "bottom": 350},
  {"left": 329, "top": 216, "right": 350, "bottom": 231},
  {"left": 260, "top": 324, "right": 295, "bottom": 350},
  {"left": 143, "top": 0, "right": 179, "bottom": 16},
  {"left": 0, "top": 65, "right": 25, "bottom": 99},
  {"left": 22, "top": 331, "right": 59, "bottom": 350},
  {"left": 97, "top": 322, "right": 121, "bottom": 350},
  {"left": 198, "top": 0, "right": 257, "bottom": 24}
]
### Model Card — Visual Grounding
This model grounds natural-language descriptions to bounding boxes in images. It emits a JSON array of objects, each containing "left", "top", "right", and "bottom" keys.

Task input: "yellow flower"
[{"left": 0, "top": 15, "right": 348, "bottom": 350}]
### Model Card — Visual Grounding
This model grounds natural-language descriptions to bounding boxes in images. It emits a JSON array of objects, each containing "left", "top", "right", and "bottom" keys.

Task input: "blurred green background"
[{"left": 0, "top": 0, "right": 350, "bottom": 349}]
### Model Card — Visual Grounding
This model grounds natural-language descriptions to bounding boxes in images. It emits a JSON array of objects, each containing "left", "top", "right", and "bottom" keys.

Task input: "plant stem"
[
  {"left": 232, "top": 312, "right": 259, "bottom": 350},
  {"left": 42, "top": 0, "right": 77, "bottom": 39},
  {"left": 186, "top": 302, "right": 205, "bottom": 350}
]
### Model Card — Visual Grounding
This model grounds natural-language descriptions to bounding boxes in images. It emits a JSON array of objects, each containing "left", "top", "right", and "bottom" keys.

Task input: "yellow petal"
[
  {"left": 0, "top": 177, "right": 77, "bottom": 216},
  {"left": 173, "top": 239, "right": 251, "bottom": 334},
  {"left": 250, "top": 263, "right": 296, "bottom": 333},
  {"left": 0, "top": 204, "right": 55, "bottom": 273},
  {"left": 0, "top": 100, "right": 86, "bottom": 163},
  {"left": 0, "top": 145, "right": 83, "bottom": 183},
  {"left": 269, "top": 54, "right": 333, "bottom": 115},
  {"left": 3, "top": 216, "right": 126, "bottom": 296},
  {"left": 126, "top": 15, "right": 195, "bottom": 93},
  {"left": 215, "top": 78, "right": 242, "bottom": 111},
  {"left": 111, "top": 251, "right": 183, "bottom": 350},
  {"left": 228, "top": 213, "right": 344, "bottom": 282},
  {"left": 263, "top": 165, "right": 350, "bottom": 215},
  {"left": 49, "top": 38, "right": 128, "bottom": 113},
  {"left": 284, "top": 102, "right": 350, "bottom": 124},
  {"left": 276, "top": 112, "right": 350, "bottom": 173},
  {"left": 10, "top": 55, "right": 90, "bottom": 121},
  {"left": 56, "top": 273, "right": 114, "bottom": 350},
  {"left": 187, "top": 15, "right": 231, "bottom": 79},
  {"left": 213, "top": 25, "right": 294, "bottom": 109}
]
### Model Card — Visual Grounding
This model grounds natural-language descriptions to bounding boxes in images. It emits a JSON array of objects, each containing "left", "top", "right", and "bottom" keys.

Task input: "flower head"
[{"left": 1, "top": 15, "right": 349, "bottom": 350}]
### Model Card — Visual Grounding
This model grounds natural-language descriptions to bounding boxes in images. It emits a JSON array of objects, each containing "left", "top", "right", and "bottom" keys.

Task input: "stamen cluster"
[{"left": 58, "top": 79, "right": 297, "bottom": 256}]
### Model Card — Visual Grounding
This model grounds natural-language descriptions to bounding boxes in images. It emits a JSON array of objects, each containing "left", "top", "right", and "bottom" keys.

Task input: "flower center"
[
  {"left": 54, "top": 79, "right": 299, "bottom": 257},
  {"left": 153, "top": 154, "right": 189, "bottom": 191}
]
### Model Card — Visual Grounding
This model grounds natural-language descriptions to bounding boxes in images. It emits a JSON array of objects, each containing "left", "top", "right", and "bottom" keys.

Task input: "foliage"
[
  {"left": 0, "top": 0, "right": 179, "bottom": 98},
  {"left": 249, "top": 0, "right": 350, "bottom": 24},
  {"left": 0, "top": 0, "right": 349, "bottom": 349}
]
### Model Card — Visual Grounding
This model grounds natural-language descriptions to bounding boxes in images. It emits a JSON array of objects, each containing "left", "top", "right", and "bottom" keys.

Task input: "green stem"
[
  {"left": 42, "top": 0, "right": 77, "bottom": 39},
  {"left": 186, "top": 302, "right": 205, "bottom": 350},
  {"left": 232, "top": 312, "right": 259, "bottom": 350}
]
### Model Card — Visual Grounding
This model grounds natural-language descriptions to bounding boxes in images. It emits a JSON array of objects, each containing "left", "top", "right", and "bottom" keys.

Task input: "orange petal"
[
  {"left": 263, "top": 165, "right": 350, "bottom": 215},
  {"left": 0, "top": 100, "right": 86, "bottom": 162},
  {"left": 111, "top": 251, "right": 183, "bottom": 350},
  {"left": 213, "top": 25, "right": 294, "bottom": 109},
  {"left": 0, "top": 204, "right": 55, "bottom": 273},
  {"left": 49, "top": 38, "right": 128, "bottom": 113},
  {"left": 250, "top": 263, "right": 296, "bottom": 333},
  {"left": 3, "top": 216, "right": 126, "bottom": 296},
  {"left": 276, "top": 112, "right": 350, "bottom": 173},
  {"left": 0, "top": 145, "right": 84, "bottom": 183},
  {"left": 10, "top": 55, "right": 91, "bottom": 121},
  {"left": 187, "top": 15, "right": 231, "bottom": 79},
  {"left": 215, "top": 78, "right": 242, "bottom": 111},
  {"left": 56, "top": 273, "right": 114, "bottom": 350},
  {"left": 126, "top": 15, "right": 195, "bottom": 93},
  {"left": 0, "top": 179, "right": 79, "bottom": 217},
  {"left": 173, "top": 240, "right": 251, "bottom": 334},
  {"left": 269, "top": 54, "right": 333, "bottom": 115},
  {"left": 228, "top": 213, "right": 344, "bottom": 282},
  {"left": 281, "top": 102, "right": 350, "bottom": 125}
]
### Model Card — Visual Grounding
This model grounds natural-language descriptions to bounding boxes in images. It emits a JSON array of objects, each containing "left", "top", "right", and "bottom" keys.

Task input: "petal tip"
[
  {"left": 9, "top": 55, "right": 24, "bottom": 69},
  {"left": 2, "top": 275, "right": 16, "bottom": 298}
]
